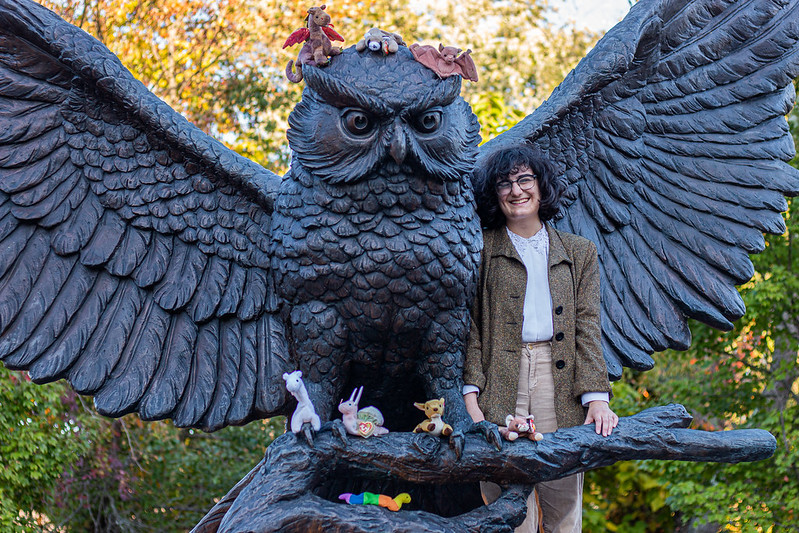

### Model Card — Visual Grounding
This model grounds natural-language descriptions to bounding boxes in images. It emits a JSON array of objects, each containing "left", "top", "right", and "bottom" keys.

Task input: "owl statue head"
[{"left": 287, "top": 46, "right": 481, "bottom": 184}]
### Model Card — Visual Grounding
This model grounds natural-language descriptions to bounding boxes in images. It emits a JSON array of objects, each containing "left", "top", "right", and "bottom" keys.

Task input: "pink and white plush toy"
[{"left": 338, "top": 386, "right": 388, "bottom": 438}]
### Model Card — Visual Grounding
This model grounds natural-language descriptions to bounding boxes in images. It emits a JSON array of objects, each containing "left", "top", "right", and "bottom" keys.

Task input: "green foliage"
[
  {"left": 47, "top": 416, "right": 283, "bottom": 532},
  {"left": 470, "top": 91, "right": 527, "bottom": 141},
  {"left": 0, "top": 370, "right": 93, "bottom": 531},
  {"left": 1, "top": 365, "right": 282, "bottom": 532}
]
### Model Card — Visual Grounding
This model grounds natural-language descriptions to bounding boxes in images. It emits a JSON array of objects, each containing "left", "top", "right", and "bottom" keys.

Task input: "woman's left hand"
[{"left": 584, "top": 401, "right": 618, "bottom": 437}]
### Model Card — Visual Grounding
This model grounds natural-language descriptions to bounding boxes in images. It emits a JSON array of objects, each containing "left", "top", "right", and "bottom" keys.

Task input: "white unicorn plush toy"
[{"left": 283, "top": 370, "right": 321, "bottom": 434}]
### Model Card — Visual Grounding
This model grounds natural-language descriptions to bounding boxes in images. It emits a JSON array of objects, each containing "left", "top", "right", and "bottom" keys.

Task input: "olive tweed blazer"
[{"left": 464, "top": 224, "right": 611, "bottom": 430}]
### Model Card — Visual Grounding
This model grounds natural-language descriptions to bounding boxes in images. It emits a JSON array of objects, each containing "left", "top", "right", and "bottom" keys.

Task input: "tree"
[
  {"left": 0, "top": 369, "right": 93, "bottom": 531},
  {"left": 1, "top": 364, "right": 283, "bottom": 532},
  {"left": 42, "top": 0, "right": 293, "bottom": 169}
]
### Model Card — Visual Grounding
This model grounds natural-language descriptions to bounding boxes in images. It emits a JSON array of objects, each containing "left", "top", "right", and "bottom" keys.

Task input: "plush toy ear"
[
  {"left": 355, "top": 386, "right": 363, "bottom": 405},
  {"left": 438, "top": 43, "right": 444, "bottom": 52},
  {"left": 439, "top": 398, "right": 445, "bottom": 406},
  {"left": 414, "top": 402, "right": 426, "bottom": 411}
]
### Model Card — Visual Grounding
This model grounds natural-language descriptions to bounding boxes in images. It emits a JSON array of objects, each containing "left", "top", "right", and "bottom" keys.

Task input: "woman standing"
[{"left": 464, "top": 145, "right": 617, "bottom": 533}]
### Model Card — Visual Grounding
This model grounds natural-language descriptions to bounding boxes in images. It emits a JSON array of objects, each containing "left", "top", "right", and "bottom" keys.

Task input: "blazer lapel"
[
  {"left": 489, "top": 226, "right": 524, "bottom": 264},
  {"left": 546, "top": 223, "right": 572, "bottom": 269}
]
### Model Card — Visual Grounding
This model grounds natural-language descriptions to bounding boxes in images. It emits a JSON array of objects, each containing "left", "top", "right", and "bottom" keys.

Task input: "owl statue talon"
[
  {"left": 449, "top": 431, "right": 466, "bottom": 460},
  {"left": 330, "top": 419, "right": 350, "bottom": 445},
  {"left": 473, "top": 420, "right": 503, "bottom": 451},
  {"left": 300, "top": 421, "right": 317, "bottom": 447}
]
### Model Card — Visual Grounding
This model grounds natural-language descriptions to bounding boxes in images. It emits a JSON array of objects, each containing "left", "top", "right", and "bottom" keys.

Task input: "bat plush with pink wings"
[{"left": 409, "top": 43, "right": 478, "bottom": 82}]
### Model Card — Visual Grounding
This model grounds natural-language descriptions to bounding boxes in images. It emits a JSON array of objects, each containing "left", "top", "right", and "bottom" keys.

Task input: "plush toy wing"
[
  {"left": 480, "top": 0, "right": 799, "bottom": 378},
  {"left": 323, "top": 26, "right": 345, "bottom": 43},
  {"left": 454, "top": 50, "right": 478, "bottom": 82},
  {"left": 283, "top": 27, "right": 310, "bottom": 49},
  {"left": 0, "top": 0, "right": 294, "bottom": 430},
  {"left": 410, "top": 44, "right": 445, "bottom": 73}
]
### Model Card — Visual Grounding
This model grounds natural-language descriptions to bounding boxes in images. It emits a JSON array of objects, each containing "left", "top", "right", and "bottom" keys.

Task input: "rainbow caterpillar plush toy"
[{"left": 338, "top": 492, "right": 411, "bottom": 512}]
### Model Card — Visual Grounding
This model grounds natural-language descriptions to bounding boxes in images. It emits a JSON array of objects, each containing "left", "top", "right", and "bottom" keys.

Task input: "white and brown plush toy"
[
  {"left": 356, "top": 28, "right": 405, "bottom": 54},
  {"left": 499, "top": 415, "right": 544, "bottom": 442}
]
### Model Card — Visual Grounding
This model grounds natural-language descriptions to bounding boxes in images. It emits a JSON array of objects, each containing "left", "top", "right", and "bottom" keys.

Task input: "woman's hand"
[
  {"left": 584, "top": 400, "right": 618, "bottom": 437},
  {"left": 463, "top": 391, "right": 485, "bottom": 423}
]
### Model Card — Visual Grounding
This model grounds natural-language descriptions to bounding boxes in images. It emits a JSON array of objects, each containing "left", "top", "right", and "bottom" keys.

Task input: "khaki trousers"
[{"left": 482, "top": 342, "right": 583, "bottom": 533}]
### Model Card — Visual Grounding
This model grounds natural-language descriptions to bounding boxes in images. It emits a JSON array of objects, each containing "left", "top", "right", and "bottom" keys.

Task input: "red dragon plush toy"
[{"left": 283, "top": 5, "right": 344, "bottom": 83}]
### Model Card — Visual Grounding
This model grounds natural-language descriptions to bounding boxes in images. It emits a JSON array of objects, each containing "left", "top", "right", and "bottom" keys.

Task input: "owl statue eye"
[
  {"left": 342, "top": 109, "right": 375, "bottom": 136},
  {"left": 413, "top": 108, "right": 443, "bottom": 134}
]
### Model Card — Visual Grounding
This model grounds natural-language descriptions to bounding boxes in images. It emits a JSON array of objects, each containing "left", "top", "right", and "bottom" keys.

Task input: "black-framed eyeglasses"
[{"left": 495, "top": 174, "right": 537, "bottom": 194}]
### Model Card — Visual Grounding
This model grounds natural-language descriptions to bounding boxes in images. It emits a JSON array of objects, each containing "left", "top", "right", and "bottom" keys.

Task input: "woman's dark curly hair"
[{"left": 473, "top": 144, "right": 565, "bottom": 229}]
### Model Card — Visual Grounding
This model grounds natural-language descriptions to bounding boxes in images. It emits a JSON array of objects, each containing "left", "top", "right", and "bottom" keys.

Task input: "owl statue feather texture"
[{"left": 1, "top": 0, "right": 799, "bottom": 461}]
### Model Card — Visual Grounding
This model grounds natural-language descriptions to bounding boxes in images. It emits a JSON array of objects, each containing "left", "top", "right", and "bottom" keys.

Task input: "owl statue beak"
[{"left": 389, "top": 120, "right": 407, "bottom": 165}]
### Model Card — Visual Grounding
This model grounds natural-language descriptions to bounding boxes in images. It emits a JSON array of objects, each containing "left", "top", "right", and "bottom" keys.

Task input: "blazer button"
[
  {"left": 555, "top": 306, "right": 563, "bottom": 315},
  {"left": 556, "top": 360, "right": 566, "bottom": 369},
  {"left": 555, "top": 332, "right": 564, "bottom": 341}
]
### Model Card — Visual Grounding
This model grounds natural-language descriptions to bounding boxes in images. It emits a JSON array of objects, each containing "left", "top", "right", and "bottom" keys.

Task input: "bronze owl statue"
[
  {"left": 1, "top": 0, "right": 798, "bottom": 450},
  {"left": 272, "top": 48, "right": 482, "bottom": 432}
]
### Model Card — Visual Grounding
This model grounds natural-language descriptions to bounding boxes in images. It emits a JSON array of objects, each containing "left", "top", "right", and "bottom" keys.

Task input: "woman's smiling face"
[{"left": 496, "top": 165, "right": 541, "bottom": 226}]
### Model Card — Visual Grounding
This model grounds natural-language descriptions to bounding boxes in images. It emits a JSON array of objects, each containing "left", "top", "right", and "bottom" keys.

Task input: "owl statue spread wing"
[
  {"left": 482, "top": 0, "right": 799, "bottom": 378},
  {"left": 0, "top": 0, "right": 798, "bottom": 439}
]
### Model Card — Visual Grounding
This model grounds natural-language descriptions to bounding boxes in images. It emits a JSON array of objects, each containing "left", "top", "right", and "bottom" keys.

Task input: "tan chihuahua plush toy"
[{"left": 412, "top": 398, "right": 453, "bottom": 437}]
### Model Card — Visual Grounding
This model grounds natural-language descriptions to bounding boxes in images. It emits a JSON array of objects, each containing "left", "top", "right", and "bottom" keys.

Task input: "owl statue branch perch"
[
  {"left": 192, "top": 405, "right": 775, "bottom": 532},
  {"left": 1, "top": 0, "right": 798, "bottom": 530}
]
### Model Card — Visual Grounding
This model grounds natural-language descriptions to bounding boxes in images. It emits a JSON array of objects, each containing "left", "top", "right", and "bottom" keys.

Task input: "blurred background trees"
[
  {"left": 32, "top": 0, "right": 598, "bottom": 169},
  {"left": 1, "top": 0, "right": 797, "bottom": 531}
]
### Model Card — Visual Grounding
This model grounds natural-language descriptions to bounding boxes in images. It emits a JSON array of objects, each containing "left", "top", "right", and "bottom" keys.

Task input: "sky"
[{"left": 549, "top": 0, "right": 635, "bottom": 33}]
